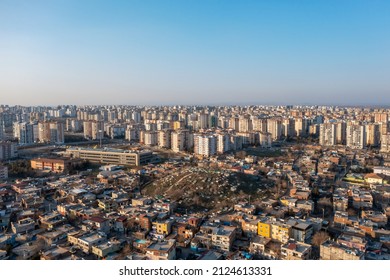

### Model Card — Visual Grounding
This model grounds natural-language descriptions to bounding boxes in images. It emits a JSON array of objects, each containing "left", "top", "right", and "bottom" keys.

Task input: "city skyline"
[{"left": 1, "top": 0, "right": 390, "bottom": 106}]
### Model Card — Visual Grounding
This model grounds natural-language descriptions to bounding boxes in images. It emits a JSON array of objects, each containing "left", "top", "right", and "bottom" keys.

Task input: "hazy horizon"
[{"left": 1, "top": 0, "right": 389, "bottom": 106}]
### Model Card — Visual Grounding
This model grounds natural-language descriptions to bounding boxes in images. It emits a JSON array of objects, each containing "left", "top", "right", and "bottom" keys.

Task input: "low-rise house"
[
  {"left": 0, "top": 249, "right": 8, "bottom": 260},
  {"left": 88, "top": 216, "right": 111, "bottom": 233},
  {"left": 288, "top": 219, "right": 313, "bottom": 243},
  {"left": 241, "top": 218, "right": 260, "bottom": 238},
  {"left": 281, "top": 240, "right": 312, "bottom": 260},
  {"left": 152, "top": 219, "right": 174, "bottom": 236},
  {"left": 320, "top": 240, "right": 364, "bottom": 260},
  {"left": 295, "top": 200, "right": 314, "bottom": 213},
  {"left": 69, "top": 232, "right": 107, "bottom": 254},
  {"left": 337, "top": 234, "right": 367, "bottom": 251},
  {"left": 12, "top": 240, "right": 44, "bottom": 260},
  {"left": 114, "top": 216, "right": 127, "bottom": 232},
  {"left": 361, "top": 210, "right": 387, "bottom": 227},
  {"left": 98, "top": 198, "right": 118, "bottom": 212},
  {"left": 249, "top": 236, "right": 271, "bottom": 256},
  {"left": 37, "top": 230, "right": 67, "bottom": 246},
  {"left": 211, "top": 225, "right": 236, "bottom": 252},
  {"left": 11, "top": 217, "right": 35, "bottom": 234},
  {"left": 39, "top": 212, "right": 67, "bottom": 230},
  {"left": 350, "top": 187, "right": 373, "bottom": 209},
  {"left": 40, "top": 246, "right": 71, "bottom": 260},
  {"left": 234, "top": 203, "right": 256, "bottom": 215},
  {"left": 364, "top": 173, "right": 388, "bottom": 185},
  {"left": 92, "top": 239, "right": 122, "bottom": 258},
  {"left": 145, "top": 240, "right": 176, "bottom": 260}
]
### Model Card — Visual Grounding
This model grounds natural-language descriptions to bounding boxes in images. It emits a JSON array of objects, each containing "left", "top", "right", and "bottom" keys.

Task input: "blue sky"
[{"left": 0, "top": 0, "right": 389, "bottom": 106}]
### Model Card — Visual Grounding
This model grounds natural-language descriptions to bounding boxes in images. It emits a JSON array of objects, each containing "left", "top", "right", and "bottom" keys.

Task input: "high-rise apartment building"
[
  {"left": 259, "top": 132, "right": 272, "bottom": 148},
  {"left": 66, "top": 118, "right": 83, "bottom": 132},
  {"left": 267, "top": 118, "right": 282, "bottom": 140},
  {"left": 217, "top": 133, "right": 230, "bottom": 154},
  {"left": 0, "top": 141, "right": 17, "bottom": 161},
  {"left": 229, "top": 117, "right": 240, "bottom": 131},
  {"left": 319, "top": 123, "right": 337, "bottom": 146},
  {"left": 38, "top": 121, "right": 65, "bottom": 144},
  {"left": 365, "top": 123, "right": 380, "bottom": 147},
  {"left": 295, "top": 117, "right": 309, "bottom": 137},
  {"left": 144, "top": 131, "right": 158, "bottom": 146},
  {"left": 238, "top": 117, "right": 252, "bottom": 132},
  {"left": 84, "top": 120, "right": 104, "bottom": 140},
  {"left": 194, "top": 134, "right": 217, "bottom": 157},
  {"left": 346, "top": 124, "right": 366, "bottom": 149},
  {"left": 158, "top": 129, "right": 172, "bottom": 149},
  {"left": 13, "top": 122, "right": 38, "bottom": 144},
  {"left": 380, "top": 134, "right": 390, "bottom": 153},
  {"left": 336, "top": 122, "right": 347, "bottom": 145},
  {"left": 282, "top": 118, "right": 295, "bottom": 138},
  {"left": 171, "top": 130, "right": 193, "bottom": 152}
]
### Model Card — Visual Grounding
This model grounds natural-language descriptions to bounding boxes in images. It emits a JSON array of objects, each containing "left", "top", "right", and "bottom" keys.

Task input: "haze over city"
[{"left": 1, "top": 0, "right": 390, "bottom": 106}]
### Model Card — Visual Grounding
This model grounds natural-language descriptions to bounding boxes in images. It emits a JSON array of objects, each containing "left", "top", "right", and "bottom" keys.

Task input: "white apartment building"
[
  {"left": 346, "top": 124, "right": 366, "bottom": 149},
  {"left": 194, "top": 134, "right": 217, "bottom": 156},
  {"left": 319, "top": 123, "right": 337, "bottom": 146}
]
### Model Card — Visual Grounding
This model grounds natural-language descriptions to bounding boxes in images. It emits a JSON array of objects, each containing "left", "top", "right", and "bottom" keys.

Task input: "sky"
[{"left": 0, "top": 0, "right": 389, "bottom": 106}]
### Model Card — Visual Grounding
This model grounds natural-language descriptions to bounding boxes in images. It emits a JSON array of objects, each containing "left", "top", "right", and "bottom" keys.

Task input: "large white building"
[
  {"left": 319, "top": 123, "right": 337, "bottom": 146},
  {"left": 346, "top": 124, "right": 366, "bottom": 149},
  {"left": 194, "top": 134, "right": 217, "bottom": 157}
]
